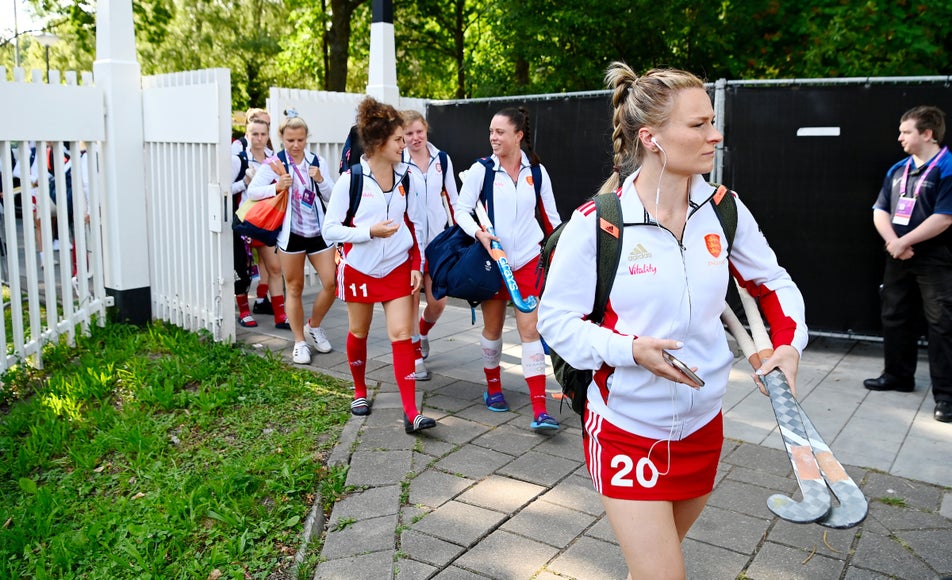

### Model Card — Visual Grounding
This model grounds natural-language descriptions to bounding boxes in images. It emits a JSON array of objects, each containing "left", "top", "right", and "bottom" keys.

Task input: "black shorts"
[{"left": 282, "top": 232, "right": 331, "bottom": 255}]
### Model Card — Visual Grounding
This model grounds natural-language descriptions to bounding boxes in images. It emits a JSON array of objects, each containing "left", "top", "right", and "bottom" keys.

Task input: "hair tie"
[
  {"left": 284, "top": 108, "right": 299, "bottom": 119},
  {"left": 612, "top": 165, "right": 621, "bottom": 173}
]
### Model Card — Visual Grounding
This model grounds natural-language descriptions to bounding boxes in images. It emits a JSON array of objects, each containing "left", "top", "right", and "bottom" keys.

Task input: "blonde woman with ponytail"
[{"left": 537, "top": 63, "right": 808, "bottom": 579}]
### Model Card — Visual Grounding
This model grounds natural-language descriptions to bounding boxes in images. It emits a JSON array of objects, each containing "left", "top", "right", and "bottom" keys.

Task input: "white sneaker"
[
  {"left": 420, "top": 336, "right": 430, "bottom": 360},
  {"left": 292, "top": 341, "right": 311, "bottom": 364},
  {"left": 413, "top": 360, "right": 431, "bottom": 381},
  {"left": 305, "top": 324, "right": 333, "bottom": 353}
]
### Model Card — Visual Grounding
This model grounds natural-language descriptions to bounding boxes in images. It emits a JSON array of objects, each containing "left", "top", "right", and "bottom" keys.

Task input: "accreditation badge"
[
  {"left": 301, "top": 189, "right": 316, "bottom": 210},
  {"left": 892, "top": 197, "right": 916, "bottom": 226}
]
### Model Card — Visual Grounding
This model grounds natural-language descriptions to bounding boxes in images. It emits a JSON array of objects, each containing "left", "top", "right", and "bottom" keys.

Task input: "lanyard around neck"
[{"left": 900, "top": 146, "right": 947, "bottom": 198}]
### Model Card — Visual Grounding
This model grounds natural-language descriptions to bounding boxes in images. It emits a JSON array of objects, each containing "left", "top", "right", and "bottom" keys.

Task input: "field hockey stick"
[
  {"left": 723, "top": 291, "right": 867, "bottom": 528},
  {"left": 720, "top": 303, "right": 831, "bottom": 523},
  {"left": 473, "top": 202, "right": 539, "bottom": 313}
]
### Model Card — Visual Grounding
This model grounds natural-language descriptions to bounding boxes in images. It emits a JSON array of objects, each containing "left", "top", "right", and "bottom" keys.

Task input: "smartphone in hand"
[{"left": 663, "top": 351, "right": 705, "bottom": 387}]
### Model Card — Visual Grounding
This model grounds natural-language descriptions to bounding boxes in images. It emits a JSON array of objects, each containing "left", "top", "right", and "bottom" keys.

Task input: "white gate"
[
  {"left": 142, "top": 69, "right": 234, "bottom": 341},
  {"left": 0, "top": 67, "right": 108, "bottom": 372}
]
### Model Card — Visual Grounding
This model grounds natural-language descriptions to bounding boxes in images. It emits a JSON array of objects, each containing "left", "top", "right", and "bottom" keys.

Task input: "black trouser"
[
  {"left": 233, "top": 231, "right": 253, "bottom": 297},
  {"left": 880, "top": 244, "right": 952, "bottom": 402}
]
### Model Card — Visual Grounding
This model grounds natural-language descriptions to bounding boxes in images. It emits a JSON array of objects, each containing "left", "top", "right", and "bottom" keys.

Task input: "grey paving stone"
[
  {"left": 399, "top": 529, "right": 466, "bottom": 567},
  {"left": 722, "top": 441, "right": 793, "bottom": 476},
  {"left": 408, "top": 469, "right": 474, "bottom": 509},
  {"left": 766, "top": 517, "right": 857, "bottom": 559},
  {"left": 328, "top": 415, "right": 364, "bottom": 467},
  {"left": 708, "top": 478, "right": 781, "bottom": 519},
  {"left": 470, "top": 423, "right": 543, "bottom": 456},
  {"left": 851, "top": 530, "right": 937, "bottom": 579},
  {"left": 682, "top": 537, "right": 750, "bottom": 579},
  {"left": 531, "top": 428, "right": 585, "bottom": 460},
  {"left": 346, "top": 449, "right": 413, "bottom": 487},
  {"left": 314, "top": 549, "right": 395, "bottom": 580},
  {"left": 500, "top": 497, "right": 597, "bottom": 548},
  {"left": 546, "top": 535, "right": 628, "bottom": 580},
  {"left": 425, "top": 393, "right": 479, "bottom": 414},
  {"left": 686, "top": 504, "right": 771, "bottom": 553},
  {"left": 454, "top": 529, "right": 559, "bottom": 579},
  {"left": 433, "top": 380, "right": 485, "bottom": 401},
  {"left": 538, "top": 472, "right": 605, "bottom": 517},
  {"left": 412, "top": 500, "right": 507, "bottom": 547},
  {"left": 328, "top": 484, "right": 401, "bottom": 526},
  {"left": 415, "top": 436, "right": 457, "bottom": 460},
  {"left": 393, "top": 558, "right": 438, "bottom": 580},
  {"left": 863, "top": 471, "right": 946, "bottom": 512},
  {"left": 745, "top": 541, "right": 845, "bottom": 579},
  {"left": 842, "top": 567, "right": 894, "bottom": 580},
  {"left": 867, "top": 501, "right": 952, "bottom": 531},
  {"left": 431, "top": 566, "right": 490, "bottom": 580},
  {"left": 429, "top": 414, "right": 494, "bottom": 445},
  {"left": 942, "top": 492, "right": 952, "bottom": 519},
  {"left": 725, "top": 464, "right": 803, "bottom": 493},
  {"left": 456, "top": 475, "right": 545, "bottom": 513},
  {"left": 496, "top": 450, "right": 580, "bottom": 487},
  {"left": 321, "top": 513, "right": 398, "bottom": 560},
  {"left": 584, "top": 515, "right": 616, "bottom": 543},
  {"left": 433, "top": 443, "right": 515, "bottom": 480},
  {"left": 359, "top": 425, "right": 419, "bottom": 451},
  {"left": 454, "top": 403, "right": 521, "bottom": 427},
  {"left": 898, "top": 528, "right": 952, "bottom": 573}
]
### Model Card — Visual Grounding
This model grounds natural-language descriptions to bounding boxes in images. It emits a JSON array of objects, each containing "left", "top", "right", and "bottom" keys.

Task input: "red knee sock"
[
  {"left": 484, "top": 367, "right": 502, "bottom": 395},
  {"left": 256, "top": 284, "right": 269, "bottom": 300},
  {"left": 413, "top": 338, "right": 423, "bottom": 361},
  {"left": 347, "top": 332, "right": 368, "bottom": 399},
  {"left": 526, "top": 375, "right": 548, "bottom": 417},
  {"left": 392, "top": 338, "right": 420, "bottom": 418},
  {"left": 272, "top": 295, "right": 286, "bottom": 323},
  {"left": 419, "top": 316, "right": 436, "bottom": 337},
  {"left": 236, "top": 295, "right": 251, "bottom": 318}
]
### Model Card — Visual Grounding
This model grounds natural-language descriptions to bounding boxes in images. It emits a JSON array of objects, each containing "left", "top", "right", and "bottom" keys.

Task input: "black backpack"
[{"left": 540, "top": 184, "right": 737, "bottom": 416}]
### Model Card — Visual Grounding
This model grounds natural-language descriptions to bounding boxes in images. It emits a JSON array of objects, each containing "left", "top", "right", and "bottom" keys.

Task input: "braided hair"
[
  {"left": 598, "top": 63, "right": 704, "bottom": 193},
  {"left": 495, "top": 107, "right": 541, "bottom": 166}
]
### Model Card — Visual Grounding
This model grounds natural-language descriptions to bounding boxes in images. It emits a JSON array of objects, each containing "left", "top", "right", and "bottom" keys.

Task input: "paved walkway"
[{"left": 237, "top": 295, "right": 952, "bottom": 580}]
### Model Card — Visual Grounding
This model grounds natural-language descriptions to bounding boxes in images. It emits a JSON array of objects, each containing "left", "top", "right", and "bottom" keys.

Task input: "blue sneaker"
[
  {"left": 530, "top": 413, "right": 559, "bottom": 431},
  {"left": 483, "top": 391, "right": 509, "bottom": 412}
]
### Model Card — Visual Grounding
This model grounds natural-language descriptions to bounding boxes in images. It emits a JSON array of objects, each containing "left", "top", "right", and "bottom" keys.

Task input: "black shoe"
[
  {"left": 935, "top": 401, "right": 952, "bottom": 423},
  {"left": 253, "top": 297, "right": 273, "bottom": 315},
  {"left": 863, "top": 374, "right": 914, "bottom": 392},
  {"left": 404, "top": 414, "right": 436, "bottom": 434},
  {"left": 351, "top": 397, "right": 372, "bottom": 416},
  {"left": 275, "top": 319, "right": 290, "bottom": 330}
]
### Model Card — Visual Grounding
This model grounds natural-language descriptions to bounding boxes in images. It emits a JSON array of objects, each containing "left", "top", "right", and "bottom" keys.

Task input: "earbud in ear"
[{"left": 650, "top": 136, "right": 658, "bottom": 145}]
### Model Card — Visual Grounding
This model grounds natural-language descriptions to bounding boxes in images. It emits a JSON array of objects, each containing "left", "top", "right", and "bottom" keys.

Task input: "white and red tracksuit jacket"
[
  {"left": 402, "top": 143, "right": 460, "bottom": 248},
  {"left": 323, "top": 158, "right": 424, "bottom": 277},
  {"left": 537, "top": 172, "right": 808, "bottom": 441},
  {"left": 455, "top": 152, "right": 561, "bottom": 269}
]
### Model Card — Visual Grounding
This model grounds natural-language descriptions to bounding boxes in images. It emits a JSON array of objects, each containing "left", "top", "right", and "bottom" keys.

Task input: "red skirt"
[
  {"left": 583, "top": 409, "right": 723, "bottom": 501},
  {"left": 336, "top": 259, "right": 414, "bottom": 303}
]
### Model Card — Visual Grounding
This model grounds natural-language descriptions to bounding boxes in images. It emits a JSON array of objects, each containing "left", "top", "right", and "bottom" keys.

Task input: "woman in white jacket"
[
  {"left": 537, "top": 63, "right": 808, "bottom": 579},
  {"left": 323, "top": 97, "right": 436, "bottom": 434},
  {"left": 247, "top": 111, "right": 336, "bottom": 365},
  {"left": 455, "top": 107, "right": 562, "bottom": 431},
  {"left": 401, "top": 110, "right": 459, "bottom": 381}
]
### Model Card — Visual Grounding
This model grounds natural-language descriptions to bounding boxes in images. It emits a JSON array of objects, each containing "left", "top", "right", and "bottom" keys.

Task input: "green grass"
[{"left": 0, "top": 321, "right": 352, "bottom": 579}]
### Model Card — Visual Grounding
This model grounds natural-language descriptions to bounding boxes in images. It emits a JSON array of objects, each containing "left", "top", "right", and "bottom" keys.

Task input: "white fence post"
[
  {"left": 367, "top": 0, "right": 399, "bottom": 105},
  {"left": 93, "top": 0, "right": 152, "bottom": 324}
]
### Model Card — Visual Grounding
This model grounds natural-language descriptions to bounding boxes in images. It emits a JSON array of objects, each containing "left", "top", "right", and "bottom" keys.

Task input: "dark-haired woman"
[
  {"left": 537, "top": 63, "right": 807, "bottom": 579},
  {"left": 323, "top": 97, "right": 436, "bottom": 434},
  {"left": 455, "top": 107, "right": 562, "bottom": 432}
]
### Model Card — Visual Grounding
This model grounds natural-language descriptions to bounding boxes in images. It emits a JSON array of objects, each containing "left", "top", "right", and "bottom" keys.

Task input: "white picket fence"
[
  {"left": 0, "top": 67, "right": 108, "bottom": 372},
  {"left": 142, "top": 68, "right": 235, "bottom": 342},
  {"left": 0, "top": 59, "right": 431, "bottom": 373}
]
